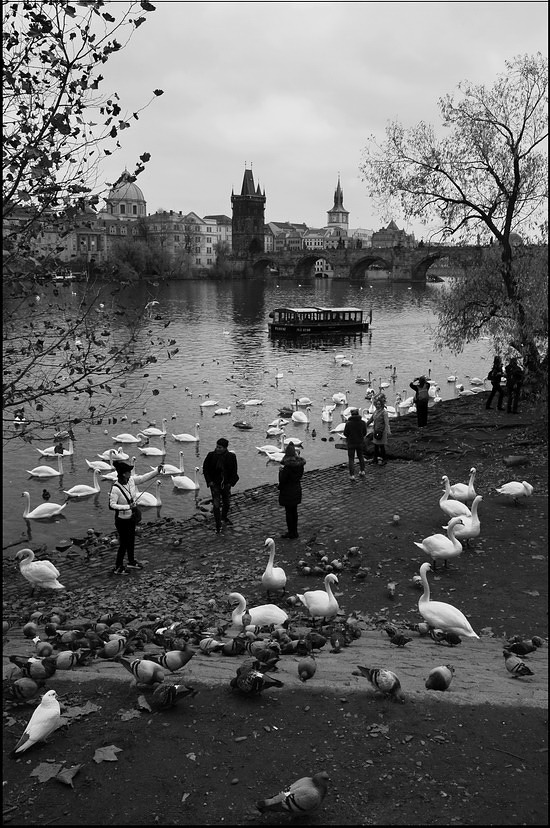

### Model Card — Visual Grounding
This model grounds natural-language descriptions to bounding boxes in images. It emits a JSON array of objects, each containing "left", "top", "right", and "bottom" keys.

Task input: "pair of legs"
[
  {"left": 347, "top": 445, "right": 365, "bottom": 476},
  {"left": 373, "top": 443, "right": 387, "bottom": 464},
  {"left": 283, "top": 504, "right": 299, "bottom": 538},
  {"left": 210, "top": 484, "right": 232, "bottom": 530},
  {"left": 114, "top": 516, "right": 137, "bottom": 569},
  {"left": 416, "top": 401, "right": 428, "bottom": 427},
  {"left": 507, "top": 387, "right": 520, "bottom": 413},
  {"left": 486, "top": 386, "right": 504, "bottom": 409}
]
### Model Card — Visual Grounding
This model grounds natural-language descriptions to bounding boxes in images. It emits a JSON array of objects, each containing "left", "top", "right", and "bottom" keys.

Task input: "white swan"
[
  {"left": 86, "top": 450, "right": 117, "bottom": 471},
  {"left": 199, "top": 399, "right": 220, "bottom": 408},
  {"left": 329, "top": 422, "right": 346, "bottom": 434},
  {"left": 111, "top": 432, "right": 142, "bottom": 443},
  {"left": 63, "top": 468, "right": 101, "bottom": 497},
  {"left": 443, "top": 495, "right": 482, "bottom": 546},
  {"left": 22, "top": 491, "right": 67, "bottom": 519},
  {"left": 256, "top": 434, "right": 285, "bottom": 456},
  {"left": 291, "top": 407, "right": 309, "bottom": 423},
  {"left": 414, "top": 516, "right": 464, "bottom": 569},
  {"left": 448, "top": 467, "right": 477, "bottom": 503},
  {"left": 331, "top": 392, "right": 347, "bottom": 405},
  {"left": 241, "top": 399, "right": 264, "bottom": 406},
  {"left": 340, "top": 358, "right": 353, "bottom": 366},
  {"left": 27, "top": 454, "right": 64, "bottom": 478},
  {"left": 418, "top": 562, "right": 479, "bottom": 638},
  {"left": 152, "top": 451, "right": 185, "bottom": 475},
  {"left": 135, "top": 479, "right": 162, "bottom": 506},
  {"left": 137, "top": 435, "right": 166, "bottom": 457},
  {"left": 296, "top": 396, "right": 313, "bottom": 406},
  {"left": 171, "top": 467, "right": 200, "bottom": 490},
  {"left": 440, "top": 476, "right": 472, "bottom": 519},
  {"left": 265, "top": 424, "right": 284, "bottom": 436},
  {"left": 297, "top": 573, "right": 340, "bottom": 621},
  {"left": 141, "top": 418, "right": 168, "bottom": 437},
  {"left": 284, "top": 436, "right": 303, "bottom": 447},
  {"left": 98, "top": 446, "right": 129, "bottom": 461},
  {"left": 321, "top": 407, "right": 334, "bottom": 423},
  {"left": 36, "top": 438, "right": 74, "bottom": 457},
  {"left": 172, "top": 424, "right": 200, "bottom": 442},
  {"left": 495, "top": 480, "right": 534, "bottom": 504},
  {"left": 16, "top": 548, "right": 65, "bottom": 592},
  {"left": 213, "top": 406, "right": 231, "bottom": 416},
  {"left": 469, "top": 377, "right": 485, "bottom": 386},
  {"left": 261, "top": 538, "right": 287, "bottom": 597},
  {"left": 378, "top": 376, "right": 390, "bottom": 390},
  {"left": 228, "top": 592, "right": 288, "bottom": 628}
]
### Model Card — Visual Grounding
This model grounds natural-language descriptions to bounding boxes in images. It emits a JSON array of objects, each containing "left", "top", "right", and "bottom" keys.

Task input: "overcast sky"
[{"left": 99, "top": 0, "right": 548, "bottom": 236}]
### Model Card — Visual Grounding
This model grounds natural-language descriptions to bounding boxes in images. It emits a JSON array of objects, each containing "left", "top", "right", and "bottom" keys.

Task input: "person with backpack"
[
  {"left": 486, "top": 355, "right": 505, "bottom": 410},
  {"left": 343, "top": 407, "right": 367, "bottom": 480},
  {"left": 505, "top": 357, "right": 524, "bottom": 414},
  {"left": 410, "top": 375, "right": 430, "bottom": 428}
]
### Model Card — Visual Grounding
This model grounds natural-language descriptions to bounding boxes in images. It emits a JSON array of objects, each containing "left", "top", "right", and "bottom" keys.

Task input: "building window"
[
  {"left": 109, "top": 225, "right": 117, "bottom": 234},
  {"left": 120, "top": 204, "right": 126, "bottom": 215},
  {"left": 206, "top": 258, "right": 213, "bottom": 265},
  {"left": 195, "top": 258, "right": 201, "bottom": 265},
  {"left": 206, "top": 247, "right": 211, "bottom": 253},
  {"left": 174, "top": 235, "right": 180, "bottom": 241},
  {"left": 207, "top": 237, "right": 212, "bottom": 243},
  {"left": 120, "top": 226, "right": 127, "bottom": 235},
  {"left": 132, "top": 205, "right": 137, "bottom": 215}
]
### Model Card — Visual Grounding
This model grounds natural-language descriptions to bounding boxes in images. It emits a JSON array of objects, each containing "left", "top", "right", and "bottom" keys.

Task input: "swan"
[
  {"left": 440, "top": 476, "right": 472, "bottom": 519},
  {"left": 284, "top": 436, "right": 303, "bottom": 447},
  {"left": 22, "top": 491, "right": 67, "bottom": 519},
  {"left": 27, "top": 454, "right": 64, "bottom": 478},
  {"left": 447, "top": 375, "right": 457, "bottom": 382},
  {"left": 331, "top": 392, "right": 347, "bottom": 405},
  {"left": 213, "top": 406, "right": 231, "bottom": 416},
  {"left": 291, "top": 408, "right": 309, "bottom": 423},
  {"left": 140, "top": 418, "right": 168, "bottom": 437},
  {"left": 172, "top": 423, "right": 200, "bottom": 442},
  {"left": 241, "top": 399, "right": 264, "bottom": 406},
  {"left": 417, "top": 562, "right": 479, "bottom": 638},
  {"left": 265, "top": 424, "right": 284, "bottom": 436},
  {"left": 330, "top": 422, "right": 346, "bottom": 433},
  {"left": 135, "top": 479, "right": 162, "bottom": 506},
  {"left": 443, "top": 495, "right": 482, "bottom": 546},
  {"left": 321, "top": 407, "right": 334, "bottom": 422},
  {"left": 261, "top": 538, "right": 287, "bottom": 597},
  {"left": 98, "top": 446, "right": 129, "bottom": 461},
  {"left": 86, "top": 450, "right": 117, "bottom": 471},
  {"left": 152, "top": 451, "right": 184, "bottom": 475},
  {"left": 333, "top": 352, "right": 345, "bottom": 362},
  {"left": 171, "top": 467, "right": 200, "bottom": 490},
  {"left": 102, "top": 456, "right": 137, "bottom": 481},
  {"left": 137, "top": 436, "right": 166, "bottom": 457},
  {"left": 228, "top": 592, "right": 288, "bottom": 628},
  {"left": 448, "top": 467, "right": 477, "bottom": 503},
  {"left": 63, "top": 468, "right": 101, "bottom": 497},
  {"left": 111, "top": 433, "right": 142, "bottom": 443},
  {"left": 340, "top": 358, "right": 353, "bottom": 366},
  {"left": 36, "top": 438, "right": 74, "bottom": 457},
  {"left": 268, "top": 417, "right": 290, "bottom": 427},
  {"left": 297, "top": 573, "right": 340, "bottom": 622},
  {"left": 256, "top": 434, "right": 285, "bottom": 456},
  {"left": 199, "top": 399, "right": 220, "bottom": 408},
  {"left": 495, "top": 480, "right": 533, "bottom": 504},
  {"left": 469, "top": 377, "right": 485, "bottom": 386},
  {"left": 16, "top": 548, "right": 65, "bottom": 592},
  {"left": 414, "top": 516, "right": 464, "bottom": 569},
  {"left": 378, "top": 376, "right": 390, "bottom": 390},
  {"left": 296, "top": 396, "right": 313, "bottom": 406}
]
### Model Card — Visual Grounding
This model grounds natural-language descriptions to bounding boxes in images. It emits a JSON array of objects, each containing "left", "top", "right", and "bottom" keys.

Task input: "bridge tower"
[
  {"left": 231, "top": 167, "right": 266, "bottom": 255},
  {"left": 326, "top": 174, "right": 349, "bottom": 240}
]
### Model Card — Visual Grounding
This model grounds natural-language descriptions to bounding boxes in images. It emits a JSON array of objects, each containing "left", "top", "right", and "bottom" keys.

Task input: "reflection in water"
[{"left": 3, "top": 277, "right": 491, "bottom": 553}]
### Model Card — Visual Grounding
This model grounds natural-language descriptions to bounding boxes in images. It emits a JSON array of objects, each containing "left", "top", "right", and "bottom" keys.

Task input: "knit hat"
[
  {"left": 350, "top": 408, "right": 360, "bottom": 415},
  {"left": 216, "top": 438, "right": 229, "bottom": 448},
  {"left": 113, "top": 460, "right": 134, "bottom": 473}
]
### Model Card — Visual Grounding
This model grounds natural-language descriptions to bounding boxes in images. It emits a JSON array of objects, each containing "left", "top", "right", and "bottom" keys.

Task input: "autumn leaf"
[
  {"left": 93, "top": 745, "right": 122, "bottom": 763},
  {"left": 55, "top": 764, "right": 83, "bottom": 788},
  {"left": 31, "top": 762, "right": 62, "bottom": 783},
  {"left": 119, "top": 709, "right": 141, "bottom": 721}
]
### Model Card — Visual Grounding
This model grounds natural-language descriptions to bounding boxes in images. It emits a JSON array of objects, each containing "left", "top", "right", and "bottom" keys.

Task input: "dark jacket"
[
  {"left": 278, "top": 455, "right": 306, "bottom": 507},
  {"left": 505, "top": 361, "right": 524, "bottom": 390},
  {"left": 202, "top": 449, "right": 239, "bottom": 488},
  {"left": 410, "top": 380, "right": 429, "bottom": 404},
  {"left": 343, "top": 411, "right": 367, "bottom": 447},
  {"left": 487, "top": 362, "right": 504, "bottom": 389}
]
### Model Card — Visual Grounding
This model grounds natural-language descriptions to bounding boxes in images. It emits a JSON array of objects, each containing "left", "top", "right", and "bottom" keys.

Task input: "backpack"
[{"left": 417, "top": 385, "right": 429, "bottom": 403}]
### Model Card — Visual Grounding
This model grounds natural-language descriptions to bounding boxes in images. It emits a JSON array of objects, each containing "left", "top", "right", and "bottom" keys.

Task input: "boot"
[{"left": 213, "top": 506, "right": 222, "bottom": 533}]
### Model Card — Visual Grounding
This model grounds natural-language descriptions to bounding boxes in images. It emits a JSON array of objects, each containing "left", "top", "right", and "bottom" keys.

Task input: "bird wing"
[{"left": 14, "top": 696, "right": 60, "bottom": 752}]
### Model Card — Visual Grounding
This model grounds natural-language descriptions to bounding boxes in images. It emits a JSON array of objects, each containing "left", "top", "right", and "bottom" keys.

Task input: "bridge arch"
[{"left": 349, "top": 254, "right": 393, "bottom": 280}]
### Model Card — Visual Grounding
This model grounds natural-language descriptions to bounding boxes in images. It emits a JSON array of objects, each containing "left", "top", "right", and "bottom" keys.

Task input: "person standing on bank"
[
  {"left": 409, "top": 375, "right": 430, "bottom": 428},
  {"left": 505, "top": 357, "right": 524, "bottom": 414},
  {"left": 343, "top": 407, "right": 367, "bottom": 480},
  {"left": 278, "top": 442, "right": 306, "bottom": 539},
  {"left": 364, "top": 394, "right": 391, "bottom": 465},
  {"left": 109, "top": 459, "right": 164, "bottom": 575},
  {"left": 202, "top": 437, "right": 239, "bottom": 533},
  {"left": 486, "top": 355, "right": 505, "bottom": 410}
]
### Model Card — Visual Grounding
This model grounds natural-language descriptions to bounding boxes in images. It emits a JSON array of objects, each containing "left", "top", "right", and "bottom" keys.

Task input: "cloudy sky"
[{"left": 100, "top": 1, "right": 548, "bottom": 236}]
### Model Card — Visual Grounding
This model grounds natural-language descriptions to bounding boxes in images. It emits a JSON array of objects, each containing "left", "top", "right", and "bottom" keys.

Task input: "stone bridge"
[{"left": 228, "top": 244, "right": 488, "bottom": 282}]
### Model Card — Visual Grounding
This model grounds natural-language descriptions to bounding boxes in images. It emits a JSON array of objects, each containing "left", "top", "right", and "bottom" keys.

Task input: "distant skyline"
[{"left": 99, "top": 1, "right": 548, "bottom": 237}]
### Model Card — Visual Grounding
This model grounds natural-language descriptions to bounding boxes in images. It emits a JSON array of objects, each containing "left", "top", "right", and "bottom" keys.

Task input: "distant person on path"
[
  {"left": 410, "top": 375, "right": 430, "bottom": 427},
  {"left": 486, "top": 356, "right": 505, "bottom": 410},
  {"left": 343, "top": 407, "right": 367, "bottom": 480},
  {"left": 505, "top": 357, "right": 524, "bottom": 414},
  {"left": 278, "top": 442, "right": 306, "bottom": 539},
  {"left": 109, "top": 459, "right": 164, "bottom": 575},
  {"left": 364, "top": 394, "right": 391, "bottom": 465},
  {"left": 202, "top": 437, "right": 239, "bottom": 533}
]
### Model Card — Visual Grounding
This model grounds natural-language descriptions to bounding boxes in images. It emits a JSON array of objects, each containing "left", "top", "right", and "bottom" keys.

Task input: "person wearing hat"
[
  {"left": 364, "top": 393, "right": 392, "bottom": 465},
  {"left": 409, "top": 374, "right": 430, "bottom": 428},
  {"left": 202, "top": 438, "right": 239, "bottom": 533},
  {"left": 505, "top": 356, "right": 524, "bottom": 414},
  {"left": 278, "top": 442, "right": 306, "bottom": 539},
  {"left": 343, "top": 407, "right": 367, "bottom": 480},
  {"left": 109, "top": 459, "right": 164, "bottom": 574}
]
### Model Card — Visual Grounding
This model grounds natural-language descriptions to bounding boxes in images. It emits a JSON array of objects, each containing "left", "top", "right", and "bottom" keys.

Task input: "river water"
[{"left": 3, "top": 275, "right": 492, "bottom": 555}]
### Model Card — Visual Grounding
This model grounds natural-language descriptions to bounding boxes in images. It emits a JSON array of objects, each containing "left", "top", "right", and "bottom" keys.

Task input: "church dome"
[
  {"left": 105, "top": 170, "right": 146, "bottom": 219},
  {"left": 108, "top": 171, "right": 145, "bottom": 203}
]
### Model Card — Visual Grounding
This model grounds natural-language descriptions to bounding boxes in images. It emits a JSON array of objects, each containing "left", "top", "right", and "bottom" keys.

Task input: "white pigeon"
[
  {"left": 13, "top": 689, "right": 61, "bottom": 754},
  {"left": 256, "top": 771, "right": 329, "bottom": 815}
]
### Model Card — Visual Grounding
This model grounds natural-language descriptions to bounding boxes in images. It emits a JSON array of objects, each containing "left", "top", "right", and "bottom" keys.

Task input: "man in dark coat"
[
  {"left": 202, "top": 438, "right": 239, "bottom": 533},
  {"left": 343, "top": 408, "right": 367, "bottom": 480},
  {"left": 505, "top": 357, "right": 524, "bottom": 414},
  {"left": 278, "top": 443, "right": 306, "bottom": 539}
]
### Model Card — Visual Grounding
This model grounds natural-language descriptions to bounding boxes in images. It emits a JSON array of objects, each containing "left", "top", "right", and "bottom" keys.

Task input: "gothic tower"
[
  {"left": 231, "top": 167, "right": 266, "bottom": 254},
  {"left": 326, "top": 175, "right": 349, "bottom": 235}
]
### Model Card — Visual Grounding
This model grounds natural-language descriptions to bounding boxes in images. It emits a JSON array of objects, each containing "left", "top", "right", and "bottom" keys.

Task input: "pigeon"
[
  {"left": 386, "top": 580, "right": 398, "bottom": 599},
  {"left": 503, "top": 649, "right": 534, "bottom": 678},
  {"left": 383, "top": 624, "right": 399, "bottom": 639},
  {"left": 4, "top": 677, "right": 45, "bottom": 703},
  {"left": 9, "top": 655, "right": 57, "bottom": 681},
  {"left": 405, "top": 621, "right": 430, "bottom": 636},
  {"left": 97, "top": 632, "right": 135, "bottom": 660},
  {"left": 356, "top": 665, "right": 405, "bottom": 703},
  {"left": 297, "top": 655, "right": 317, "bottom": 682},
  {"left": 148, "top": 683, "right": 198, "bottom": 711},
  {"left": 504, "top": 639, "right": 541, "bottom": 657},
  {"left": 12, "top": 689, "right": 61, "bottom": 754},
  {"left": 425, "top": 664, "right": 455, "bottom": 691},
  {"left": 143, "top": 646, "right": 195, "bottom": 672},
  {"left": 388, "top": 633, "right": 412, "bottom": 648},
  {"left": 256, "top": 771, "right": 329, "bottom": 815},
  {"left": 118, "top": 656, "right": 165, "bottom": 686},
  {"left": 230, "top": 659, "right": 284, "bottom": 695},
  {"left": 429, "top": 628, "right": 462, "bottom": 647},
  {"left": 54, "top": 649, "right": 91, "bottom": 670}
]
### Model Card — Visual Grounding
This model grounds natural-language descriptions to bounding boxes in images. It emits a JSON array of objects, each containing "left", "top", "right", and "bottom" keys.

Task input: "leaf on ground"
[
  {"left": 137, "top": 695, "right": 152, "bottom": 712},
  {"left": 55, "top": 764, "right": 83, "bottom": 787},
  {"left": 63, "top": 701, "right": 101, "bottom": 719},
  {"left": 93, "top": 745, "right": 122, "bottom": 763},
  {"left": 119, "top": 708, "right": 141, "bottom": 721},
  {"left": 522, "top": 590, "right": 540, "bottom": 597},
  {"left": 31, "top": 762, "right": 62, "bottom": 783}
]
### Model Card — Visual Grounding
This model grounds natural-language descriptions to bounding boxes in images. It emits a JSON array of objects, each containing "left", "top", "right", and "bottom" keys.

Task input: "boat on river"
[{"left": 268, "top": 306, "right": 371, "bottom": 337}]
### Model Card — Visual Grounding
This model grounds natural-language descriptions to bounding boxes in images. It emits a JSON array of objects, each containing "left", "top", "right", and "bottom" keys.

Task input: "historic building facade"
[{"left": 231, "top": 168, "right": 266, "bottom": 254}]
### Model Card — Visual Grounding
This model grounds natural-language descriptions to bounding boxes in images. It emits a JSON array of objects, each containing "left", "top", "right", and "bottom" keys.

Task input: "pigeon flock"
[{"left": 4, "top": 463, "right": 543, "bottom": 817}]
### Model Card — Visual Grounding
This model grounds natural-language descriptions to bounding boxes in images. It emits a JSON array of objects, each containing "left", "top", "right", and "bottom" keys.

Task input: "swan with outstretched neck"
[{"left": 417, "top": 562, "right": 479, "bottom": 638}]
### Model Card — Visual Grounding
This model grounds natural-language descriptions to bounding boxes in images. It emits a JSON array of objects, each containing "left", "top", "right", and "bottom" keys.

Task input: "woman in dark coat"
[
  {"left": 485, "top": 356, "right": 505, "bottom": 410},
  {"left": 278, "top": 443, "right": 306, "bottom": 539}
]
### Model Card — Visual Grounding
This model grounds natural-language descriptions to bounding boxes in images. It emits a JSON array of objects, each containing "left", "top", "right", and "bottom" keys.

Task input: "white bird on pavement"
[
  {"left": 13, "top": 689, "right": 61, "bottom": 754},
  {"left": 448, "top": 467, "right": 477, "bottom": 503},
  {"left": 495, "top": 480, "right": 533, "bottom": 504},
  {"left": 228, "top": 592, "right": 288, "bottom": 628},
  {"left": 256, "top": 771, "right": 329, "bottom": 815},
  {"left": 16, "top": 548, "right": 65, "bottom": 593},
  {"left": 261, "top": 537, "right": 287, "bottom": 597},
  {"left": 414, "top": 516, "right": 464, "bottom": 569},
  {"left": 442, "top": 495, "right": 482, "bottom": 546},
  {"left": 297, "top": 573, "right": 339, "bottom": 622},
  {"left": 418, "top": 562, "right": 479, "bottom": 638},
  {"left": 439, "top": 476, "right": 472, "bottom": 519}
]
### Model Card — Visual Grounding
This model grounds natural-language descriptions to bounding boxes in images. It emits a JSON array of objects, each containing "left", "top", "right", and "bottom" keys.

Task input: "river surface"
[{"left": 3, "top": 275, "right": 492, "bottom": 555}]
